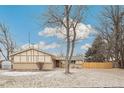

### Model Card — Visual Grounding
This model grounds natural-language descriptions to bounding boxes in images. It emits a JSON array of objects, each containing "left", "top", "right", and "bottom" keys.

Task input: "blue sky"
[{"left": 0, "top": 5, "right": 103, "bottom": 55}]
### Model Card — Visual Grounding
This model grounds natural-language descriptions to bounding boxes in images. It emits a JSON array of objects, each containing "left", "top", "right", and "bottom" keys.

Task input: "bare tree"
[
  {"left": 97, "top": 17, "right": 114, "bottom": 62},
  {"left": 98, "top": 6, "right": 124, "bottom": 67},
  {"left": 0, "top": 23, "right": 15, "bottom": 61},
  {"left": 43, "top": 5, "right": 87, "bottom": 73}
]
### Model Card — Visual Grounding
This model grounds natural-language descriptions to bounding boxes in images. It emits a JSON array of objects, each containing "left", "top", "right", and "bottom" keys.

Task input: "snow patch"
[
  {"left": 44, "top": 71, "right": 67, "bottom": 79},
  {"left": 0, "top": 71, "right": 39, "bottom": 76}
]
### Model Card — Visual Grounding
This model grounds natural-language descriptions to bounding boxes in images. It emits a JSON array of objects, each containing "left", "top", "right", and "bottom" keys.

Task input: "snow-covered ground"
[{"left": 0, "top": 68, "right": 124, "bottom": 88}]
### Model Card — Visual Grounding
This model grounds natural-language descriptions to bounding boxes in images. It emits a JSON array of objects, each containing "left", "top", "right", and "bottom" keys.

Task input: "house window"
[
  {"left": 14, "top": 56, "right": 20, "bottom": 62},
  {"left": 39, "top": 56, "right": 44, "bottom": 62},
  {"left": 33, "top": 56, "right": 37, "bottom": 62},
  {"left": 21, "top": 56, "right": 26, "bottom": 62},
  {"left": 28, "top": 56, "right": 33, "bottom": 62},
  {"left": 45, "top": 56, "right": 51, "bottom": 63}
]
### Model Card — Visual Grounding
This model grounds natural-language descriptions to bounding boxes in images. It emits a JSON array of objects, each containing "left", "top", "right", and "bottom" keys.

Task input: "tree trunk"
[
  {"left": 68, "top": 27, "right": 76, "bottom": 63},
  {"left": 65, "top": 60, "right": 70, "bottom": 74},
  {"left": 65, "top": 5, "right": 71, "bottom": 74}
]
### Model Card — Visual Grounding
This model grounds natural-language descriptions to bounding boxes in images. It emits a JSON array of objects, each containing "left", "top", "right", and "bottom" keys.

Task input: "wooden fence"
[{"left": 82, "top": 62, "right": 113, "bottom": 69}]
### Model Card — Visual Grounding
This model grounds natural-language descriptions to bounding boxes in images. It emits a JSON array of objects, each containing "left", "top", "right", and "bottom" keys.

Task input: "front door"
[{"left": 56, "top": 60, "right": 60, "bottom": 67}]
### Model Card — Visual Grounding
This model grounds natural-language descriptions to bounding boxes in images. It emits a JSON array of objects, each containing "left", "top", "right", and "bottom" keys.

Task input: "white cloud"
[
  {"left": 21, "top": 41, "right": 60, "bottom": 50},
  {"left": 38, "top": 22, "right": 96, "bottom": 41},
  {"left": 81, "top": 43, "right": 91, "bottom": 50}
]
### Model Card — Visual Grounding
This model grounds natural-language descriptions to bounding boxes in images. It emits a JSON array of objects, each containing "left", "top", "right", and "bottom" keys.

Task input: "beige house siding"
[
  {"left": 12, "top": 63, "right": 53, "bottom": 70},
  {"left": 12, "top": 63, "right": 40, "bottom": 70},
  {"left": 10, "top": 48, "right": 54, "bottom": 70}
]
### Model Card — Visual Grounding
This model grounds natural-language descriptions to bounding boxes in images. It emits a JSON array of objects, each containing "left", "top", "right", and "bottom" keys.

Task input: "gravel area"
[{"left": 0, "top": 68, "right": 124, "bottom": 88}]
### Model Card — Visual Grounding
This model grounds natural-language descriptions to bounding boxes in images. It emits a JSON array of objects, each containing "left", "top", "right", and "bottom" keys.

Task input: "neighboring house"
[{"left": 10, "top": 48, "right": 56, "bottom": 70}]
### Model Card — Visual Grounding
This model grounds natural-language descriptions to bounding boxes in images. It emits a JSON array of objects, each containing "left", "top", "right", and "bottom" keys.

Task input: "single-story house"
[
  {"left": 10, "top": 47, "right": 56, "bottom": 70},
  {"left": 10, "top": 47, "right": 84, "bottom": 70}
]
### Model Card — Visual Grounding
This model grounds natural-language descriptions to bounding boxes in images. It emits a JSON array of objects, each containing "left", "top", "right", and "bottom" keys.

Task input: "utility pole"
[{"left": 28, "top": 32, "right": 31, "bottom": 48}]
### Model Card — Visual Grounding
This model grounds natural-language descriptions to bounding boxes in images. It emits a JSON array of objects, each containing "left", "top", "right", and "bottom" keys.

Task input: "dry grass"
[{"left": 0, "top": 68, "right": 124, "bottom": 88}]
